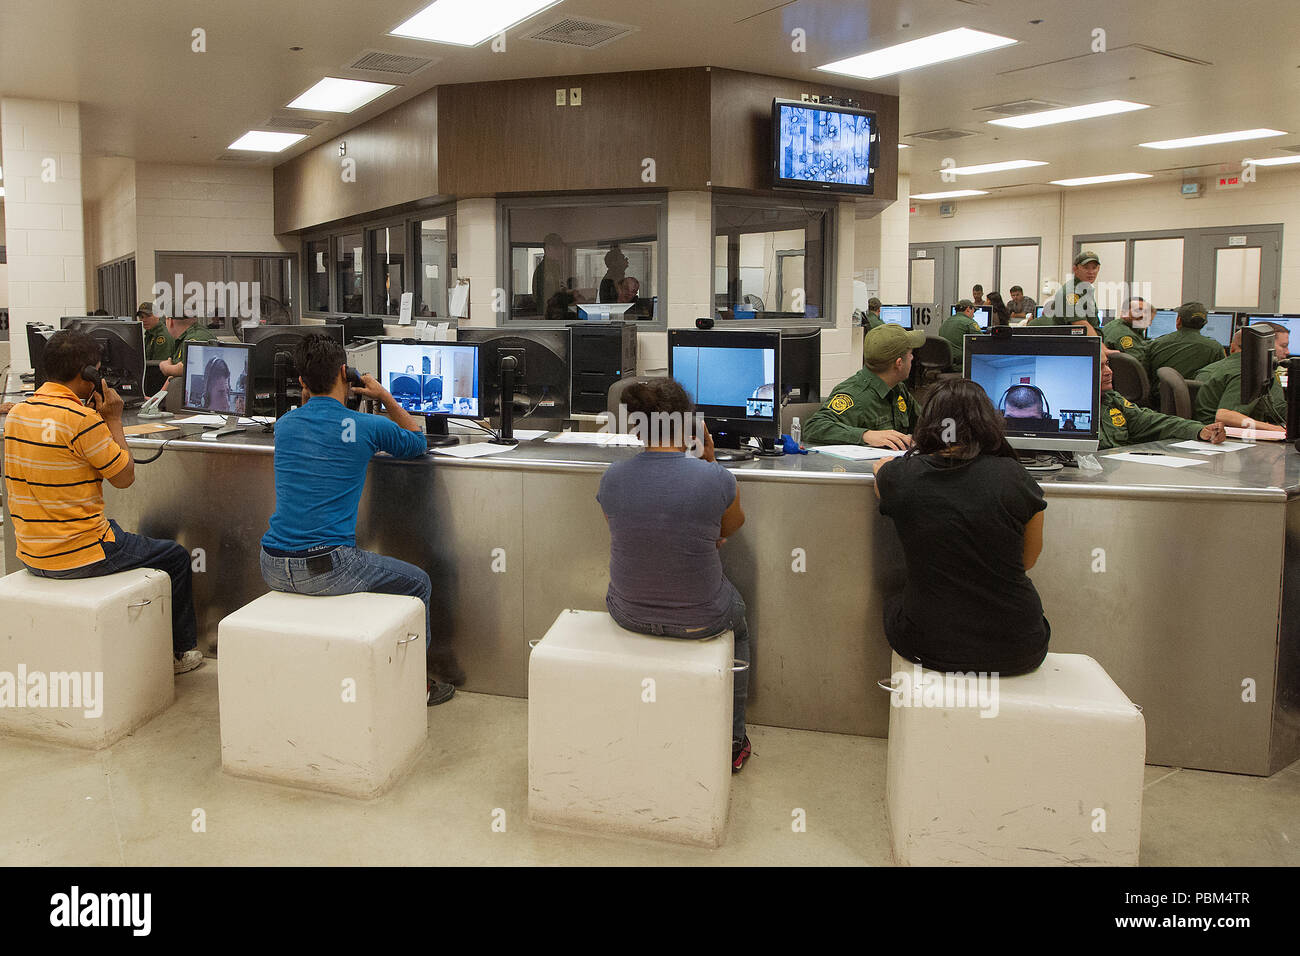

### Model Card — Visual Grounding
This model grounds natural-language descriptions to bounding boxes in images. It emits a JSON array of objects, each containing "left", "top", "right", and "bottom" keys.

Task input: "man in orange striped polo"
[{"left": 3, "top": 330, "right": 202, "bottom": 674}]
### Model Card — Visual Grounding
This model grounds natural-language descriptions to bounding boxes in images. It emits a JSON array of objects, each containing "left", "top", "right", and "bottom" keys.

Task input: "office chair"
[
  {"left": 1155, "top": 367, "right": 1194, "bottom": 419},
  {"left": 1107, "top": 351, "right": 1150, "bottom": 407}
]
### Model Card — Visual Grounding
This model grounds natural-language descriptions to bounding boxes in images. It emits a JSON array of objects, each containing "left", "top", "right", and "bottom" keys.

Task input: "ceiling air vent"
[
  {"left": 264, "top": 115, "right": 327, "bottom": 131},
  {"left": 1281, "top": 145, "right": 1300, "bottom": 154},
  {"left": 909, "top": 128, "right": 980, "bottom": 142},
  {"left": 526, "top": 17, "right": 638, "bottom": 49},
  {"left": 347, "top": 50, "right": 435, "bottom": 77},
  {"left": 214, "top": 152, "right": 259, "bottom": 163},
  {"left": 974, "top": 98, "right": 1064, "bottom": 117}
]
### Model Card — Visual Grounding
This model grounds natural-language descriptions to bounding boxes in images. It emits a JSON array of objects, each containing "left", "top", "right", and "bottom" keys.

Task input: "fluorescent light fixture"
[
  {"left": 288, "top": 77, "right": 397, "bottom": 113},
  {"left": 1140, "top": 129, "right": 1287, "bottom": 149},
  {"left": 910, "top": 189, "right": 988, "bottom": 200},
  {"left": 948, "top": 159, "right": 1047, "bottom": 175},
  {"left": 817, "top": 27, "right": 1016, "bottom": 79},
  {"left": 1249, "top": 155, "right": 1300, "bottom": 167},
  {"left": 228, "top": 130, "right": 307, "bottom": 152},
  {"left": 1051, "top": 172, "right": 1153, "bottom": 186},
  {"left": 390, "top": 0, "right": 562, "bottom": 46},
  {"left": 989, "top": 100, "right": 1149, "bottom": 129},
  {"left": 898, "top": 144, "right": 911, "bottom": 149}
]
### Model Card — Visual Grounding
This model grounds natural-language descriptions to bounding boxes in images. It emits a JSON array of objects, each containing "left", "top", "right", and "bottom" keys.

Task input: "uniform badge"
[
  {"left": 896, "top": 395, "right": 907, "bottom": 413},
  {"left": 1068, "top": 294, "right": 1080, "bottom": 305},
  {"left": 1122, "top": 398, "right": 1134, "bottom": 408},
  {"left": 1120, "top": 335, "right": 1134, "bottom": 349},
  {"left": 829, "top": 393, "right": 854, "bottom": 413},
  {"left": 1109, "top": 408, "right": 1126, "bottom": 427}
]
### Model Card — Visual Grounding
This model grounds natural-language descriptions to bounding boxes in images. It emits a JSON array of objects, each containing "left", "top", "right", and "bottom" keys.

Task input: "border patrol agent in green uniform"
[
  {"left": 938, "top": 298, "right": 984, "bottom": 372},
  {"left": 806, "top": 323, "right": 925, "bottom": 450},
  {"left": 159, "top": 315, "right": 218, "bottom": 379},
  {"left": 1145, "top": 300, "right": 1226, "bottom": 381},
  {"left": 1028, "top": 250, "right": 1101, "bottom": 335},
  {"left": 1098, "top": 350, "right": 1224, "bottom": 448},
  {"left": 1193, "top": 324, "right": 1289, "bottom": 428},
  {"left": 136, "top": 301, "right": 175, "bottom": 362},
  {"left": 1101, "top": 298, "right": 1149, "bottom": 359},
  {"left": 859, "top": 297, "right": 884, "bottom": 363}
]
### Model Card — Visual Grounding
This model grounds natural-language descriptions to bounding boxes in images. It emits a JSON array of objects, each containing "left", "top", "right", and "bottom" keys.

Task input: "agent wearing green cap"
[
  {"left": 1145, "top": 301, "right": 1226, "bottom": 381},
  {"left": 1101, "top": 296, "right": 1152, "bottom": 359},
  {"left": 938, "top": 298, "right": 985, "bottom": 372},
  {"left": 1192, "top": 323, "right": 1289, "bottom": 432},
  {"left": 1029, "top": 251, "right": 1101, "bottom": 335},
  {"left": 805, "top": 324, "right": 924, "bottom": 450},
  {"left": 1098, "top": 350, "right": 1225, "bottom": 448},
  {"left": 859, "top": 297, "right": 884, "bottom": 363},
  {"left": 136, "top": 301, "right": 175, "bottom": 362}
]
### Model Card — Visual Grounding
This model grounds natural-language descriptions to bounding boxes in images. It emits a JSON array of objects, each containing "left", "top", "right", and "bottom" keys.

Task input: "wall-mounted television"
[{"left": 772, "top": 98, "right": 878, "bottom": 196}]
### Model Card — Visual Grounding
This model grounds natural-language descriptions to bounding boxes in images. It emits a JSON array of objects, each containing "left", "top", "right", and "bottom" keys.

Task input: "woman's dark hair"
[
  {"left": 43, "top": 330, "right": 104, "bottom": 383},
  {"left": 623, "top": 377, "right": 694, "bottom": 417},
  {"left": 203, "top": 357, "right": 231, "bottom": 406},
  {"left": 987, "top": 291, "right": 1010, "bottom": 326},
  {"left": 294, "top": 333, "right": 348, "bottom": 394},
  {"left": 906, "top": 378, "right": 1017, "bottom": 462}
]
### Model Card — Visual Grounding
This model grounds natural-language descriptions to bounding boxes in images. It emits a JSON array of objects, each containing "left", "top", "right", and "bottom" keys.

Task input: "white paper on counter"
[
  {"left": 545, "top": 432, "right": 644, "bottom": 447},
  {"left": 429, "top": 442, "right": 515, "bottom": 459},
  {"left": 1105, "top": 452, "right": 1206, "bottom": 468},
  {"left": 1169, "top": 440, "right": 1253, "bottom": 454},
  {"left": 510, "top": 429, "right": 549, "bottom": 441},
  {"left": 813, "top": 445, "right": 905, "bottom": 461},
  {"left": 172, "top": 414, "right": 259, "bottom": 426}
]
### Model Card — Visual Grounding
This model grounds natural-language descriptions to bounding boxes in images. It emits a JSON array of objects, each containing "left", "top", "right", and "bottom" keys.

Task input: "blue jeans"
[
  {"left": 608, "top": 583, "right": 750, "bottom": 745},
  {"left": 259, "top": 546, "right": 434, "bottom": 653},
  {"left": 23, "top": 519, "right": 198, "bottom": 655}
]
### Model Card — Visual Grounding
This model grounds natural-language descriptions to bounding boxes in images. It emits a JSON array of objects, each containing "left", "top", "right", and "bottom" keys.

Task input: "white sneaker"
[{"left": 174, "top": 649, "right": 204, "bottom": 674}]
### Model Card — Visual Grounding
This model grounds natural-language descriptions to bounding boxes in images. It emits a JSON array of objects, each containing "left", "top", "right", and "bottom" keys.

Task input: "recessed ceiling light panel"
[
  {"left": 910, "top": 189, "right": 989, "bottom": 200},
  {"left": 288, "top": 77, "right": 397, "bottom": 113},
  {"left": 817, "top": 28, "right": 1016, "bottom": 79},
  {"left": 948, "top": 160, "right": 1047, "bottom": 175},
  {"left": 988, "top": 100, "right": 1149, "bottom": 129},
  {"left": 390, "top": 0, "right": 563, "bottom": 47},
  {"left": 1051, "top": 172, "right": 1153, "bottom": 186},
  {"left": 229, "top": 131, "right": 307, "bottom": 152},
  {"left": 1140, "top": 129, "right": 1287, "bottom": 149}
]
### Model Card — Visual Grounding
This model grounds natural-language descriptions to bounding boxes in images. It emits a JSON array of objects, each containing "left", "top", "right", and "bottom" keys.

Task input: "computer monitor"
[
  {"left": 1148, "top": 309, "right": 1179, "bottom": 338},
  {"left": 339, "top": 315, "right": 387, "bottom": 344},
  {"left": 1240, "top": 324, "right": 1277, "bottom": 405},
  {"left": 1035, "top": 306, "right": 1045, "bottom": 319},
  {"left": 964, "top": 334, "right": 1101, "bottom": 454},
  {"left": 779, "top": 327, "right": 821, "bottom": 403},
  {"left": 60, "top": 315, "right": 130, "bottom": 328},
  {"left": 26, "top": 324, "right": 55, "bottom": 388},
  {"left": 878, "top": 305, "right": 911, "bottom": 328},
  {"left": 1247, "top": 314, "right": 1300, "bottom": 343},
  {"left": 577, "top": 303, "right": 635, "bottom": 321},
  {"left": 951, "top": 305, "right": 991, "bottom": 329},
  {"left": 63, "top": 319, "right": 147, "bottom": 403},
  {"left": 1202, "top": 312, "right": 1235, "bottom": 347},
  {"left": 182, "top": 342, "right": 253, "bottom": 437},
  {"left": 377, "top": 340, "right": 482, "bottom": 446},
  {"left": 668, "top": 328, "right": 781, "bottom": 461},
  {"left": 1000, "top": 324, "right": 1087, "bottom": 336},
  {"left": 244, "top": 325, "right": 344, "bottom": 414},
  {"left": 456, "top": 329, "right": 570, "bottom": 420}
]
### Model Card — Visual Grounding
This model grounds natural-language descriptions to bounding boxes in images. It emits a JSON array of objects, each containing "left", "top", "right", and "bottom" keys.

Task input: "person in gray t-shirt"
[{"left": 597, "top": 377, "right": 752, "bottom": 772}]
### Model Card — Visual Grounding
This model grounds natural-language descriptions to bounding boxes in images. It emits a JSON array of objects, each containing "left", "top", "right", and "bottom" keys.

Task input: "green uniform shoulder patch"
[{"left": 829, "top": 393, "right": 854, "bottom": 414}]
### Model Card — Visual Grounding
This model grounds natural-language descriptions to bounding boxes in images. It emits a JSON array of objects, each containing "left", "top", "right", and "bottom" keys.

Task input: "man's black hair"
[
  {"left": 294, "top": 333, "right": 348, "bottom": 395},
  {"left": 44, "top": 330, "right": 104, "bottom": 383},
  {"left": 623, "top": 378, "right": 693, "bottom": 418}
]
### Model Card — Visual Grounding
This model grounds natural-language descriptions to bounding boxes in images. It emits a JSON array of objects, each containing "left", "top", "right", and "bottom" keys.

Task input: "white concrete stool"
[
  {"left": 0, "top": 568, "right": 174, "bottom": 749},
  {"left": 528, "top": 609, "right": 736, "bottom": 848},
  {"left": 885, "top": 651, "right": 1146, "bottom": 866},
  {"left": 217, "top": 591, "right": 427, "bottom": 799}
]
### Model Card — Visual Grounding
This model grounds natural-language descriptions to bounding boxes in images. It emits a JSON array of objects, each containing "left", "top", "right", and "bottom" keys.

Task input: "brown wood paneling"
[
  {"left": 438, "top": 68, "right": 712, "bottom": 196},
  {"left": 273, "top": 91, "right": 440, "bottom": 234},
  {"left": 709, "top": 68, "right": 899, "bottom": 215}
]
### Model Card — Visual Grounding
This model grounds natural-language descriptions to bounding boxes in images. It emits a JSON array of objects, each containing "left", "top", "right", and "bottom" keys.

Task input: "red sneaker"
[{"left": 731, "top": 736, "right": 752, "bottom": 773}]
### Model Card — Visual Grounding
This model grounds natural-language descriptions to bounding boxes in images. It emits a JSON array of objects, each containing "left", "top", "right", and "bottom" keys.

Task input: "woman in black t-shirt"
[{"left": 873, "top": 378, "right": 1049, "bottom": 675}]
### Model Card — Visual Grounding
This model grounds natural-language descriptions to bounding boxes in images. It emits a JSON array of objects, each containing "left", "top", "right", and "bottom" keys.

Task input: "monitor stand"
[
  {"left": 1018, "top": 452, "right": 1068, "bottom": 473},
  {"left": 426, "top": 413, "right": 459, "bottom": 448},
  {"left": 754, "top": 436, "right": 785, "bottom": 458},
  {"left": 209, "top": 415, "right": 246, "bottom": 439},
  {"left": 712, "top": 431, "right": 754, "bottom": 462}
]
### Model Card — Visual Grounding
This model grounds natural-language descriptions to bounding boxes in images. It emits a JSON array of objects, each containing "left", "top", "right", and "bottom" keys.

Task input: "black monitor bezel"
[
  {"left": 377, "top": 340, "right": 484, "bottom": 422},
  {"left": 771, "top": 97, "right": 878, "bottom": 197},
  {"left": 667, "top": 328, "right": 782, "bottom": 441}
]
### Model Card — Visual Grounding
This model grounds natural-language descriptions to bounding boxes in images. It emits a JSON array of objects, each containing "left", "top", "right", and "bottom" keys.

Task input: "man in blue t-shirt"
[
  {"left": 259, "top": 334, "right": 457, "bottom": 706},
  {"left": 596, "top": 378, "right": 752, "bottom": 772}
]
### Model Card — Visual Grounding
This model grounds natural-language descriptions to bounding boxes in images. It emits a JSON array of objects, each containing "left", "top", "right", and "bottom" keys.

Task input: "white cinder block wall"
[
  {"left": 1, "top": 98, "right": 87, "bottom": 372},
  {"left": 82, "top": 160, "right": 137, "bottom": 305}
]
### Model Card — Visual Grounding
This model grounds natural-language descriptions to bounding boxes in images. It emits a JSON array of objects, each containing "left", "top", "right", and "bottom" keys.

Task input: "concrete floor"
[{"left": 2, "top": 660, "right": 1298, "bottom": 866}]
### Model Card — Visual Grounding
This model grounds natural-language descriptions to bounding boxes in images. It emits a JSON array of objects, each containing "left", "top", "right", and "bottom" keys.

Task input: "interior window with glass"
[
  {"left": 368, "top": 224, "right": 406, "bottom": 317},
  {"left": 415, "top": 216, "right": 457, "bottom": 318},
  {"left": 713, "top": 200, "right": 827, "bottom": 321},
  {"left": 304, "top": 238, "right": 330, "bottom": 313},
  {"left": 506, "top": 202, "right": 660, "bottom": 322},
  {"left": 233, "top": 256, "right": 294, "bottom": 324},
  {"left": 336, "top": 233, "right": 364, "bottom": 314}
]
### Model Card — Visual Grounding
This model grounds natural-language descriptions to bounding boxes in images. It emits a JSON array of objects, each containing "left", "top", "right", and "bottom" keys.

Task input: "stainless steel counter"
[{"left": 4, "top": 411, "right": 1299, "bottom": 776}]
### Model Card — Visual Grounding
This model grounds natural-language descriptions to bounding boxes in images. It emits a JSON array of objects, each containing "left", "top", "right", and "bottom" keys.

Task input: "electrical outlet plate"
[
  {"left": 570, "top": 87, "right": 582, "bottom": 106},
  {"left": 555, "top": 88, "right": 566, "bottom": 106}
]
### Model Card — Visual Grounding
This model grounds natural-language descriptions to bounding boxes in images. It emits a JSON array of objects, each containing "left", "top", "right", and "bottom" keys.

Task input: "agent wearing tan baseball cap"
[{"left": 804, "top": 324, "right": 926, "bottom": 449}]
